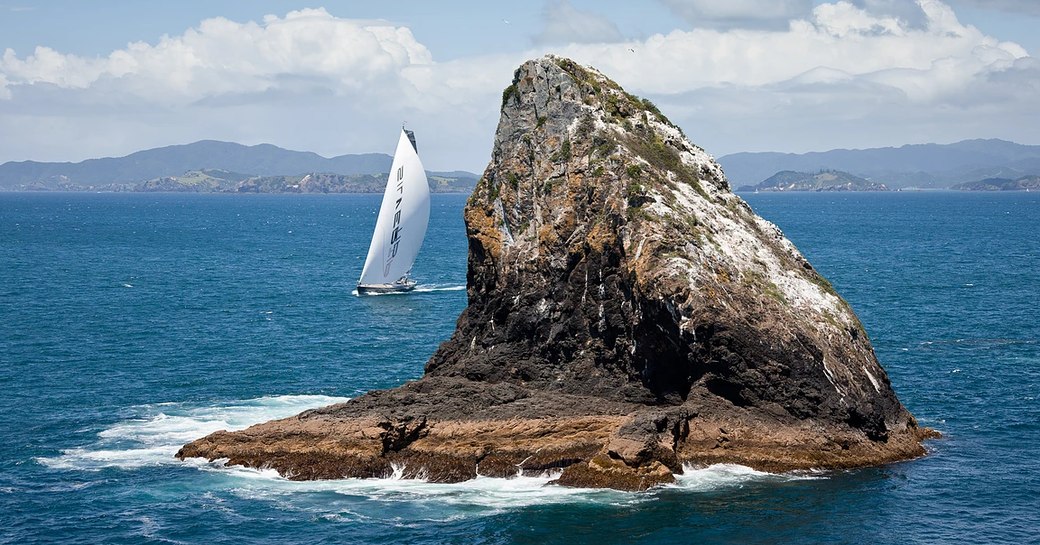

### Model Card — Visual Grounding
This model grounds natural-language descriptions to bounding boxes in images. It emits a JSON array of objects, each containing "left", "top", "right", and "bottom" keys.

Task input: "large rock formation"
[{"left": 177, "top": 56, "right": 934, "bottom": 490}]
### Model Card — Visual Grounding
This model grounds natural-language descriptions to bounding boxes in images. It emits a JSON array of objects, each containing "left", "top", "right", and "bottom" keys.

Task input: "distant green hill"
[
  {"left": 737, "top": 170, "right": 888, "bottom": 192},
  {"left": 0, "top": 141, "right": 479, "bottom": 193},
  {"left": 951, "top": 175, "right": 1040, "bottom": 191},
  {"left": 132, "top": 170, "right": 477, "bottom": 194}
]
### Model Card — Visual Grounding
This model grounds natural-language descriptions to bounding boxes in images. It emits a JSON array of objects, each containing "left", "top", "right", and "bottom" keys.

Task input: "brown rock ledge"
[
  {"left": 177, "top": 56, "right": 935, "bottom": 490},
  {"left": 177, "top": 378, "right": 933, "bottom": 490}
]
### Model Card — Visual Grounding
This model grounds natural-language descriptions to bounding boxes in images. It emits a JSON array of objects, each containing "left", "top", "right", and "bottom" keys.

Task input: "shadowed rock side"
[{"left": 177, "top": 56, "right": 934, "bottom": 490}]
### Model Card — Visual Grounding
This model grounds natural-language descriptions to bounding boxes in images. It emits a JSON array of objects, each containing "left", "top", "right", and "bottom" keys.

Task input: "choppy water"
[{"left": 1, "top": 191, "right": 1037, "bottom": 544}]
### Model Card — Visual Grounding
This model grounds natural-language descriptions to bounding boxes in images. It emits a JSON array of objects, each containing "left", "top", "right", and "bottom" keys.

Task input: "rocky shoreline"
[
  {"left": 177, "top": 56, "right": 934, "bottom": 490},
  {"left": 178, "top": 377, "right": 934, "bottom": 489}
]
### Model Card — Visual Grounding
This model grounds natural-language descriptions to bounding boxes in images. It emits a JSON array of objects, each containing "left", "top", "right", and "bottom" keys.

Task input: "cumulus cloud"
[
  {"left": 651, "top": 54, "right": 1040, "bottom": 165},
  {"left": 555, "top": 1, "right": 1028, "bottom": 101},
  {"left": 534, "top": 0, "right": 624, "bottom": 45},
  {"left": 0, "top": 8, "right": 433, "bottom": 103},
  {"left": 659, "top": 0, "right": 814, "bottom": 30},
  {"left": 0, "top": 8, "right": 506, "bottom": 168},
  {"left": 0, "top": 2, "right": 1036, "bottom": 169},
  {"left": 537, "top": 0, "right": 1038, "bottom": 155}
]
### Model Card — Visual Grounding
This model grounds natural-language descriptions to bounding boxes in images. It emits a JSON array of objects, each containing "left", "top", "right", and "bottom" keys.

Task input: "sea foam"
[
  {"left": 36, "top": 395, "right": 350, "bottom": 471},
  {"left": 38, "top": 393, "right": 815, "bottom": 511},
  {"left": 210, "top": 462, "right": 820, "bottom": 520}
]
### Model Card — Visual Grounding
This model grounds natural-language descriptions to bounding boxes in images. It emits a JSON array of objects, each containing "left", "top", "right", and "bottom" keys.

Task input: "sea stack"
[{"left": 177, "top": 56, "right": 933, "bottom": 490}]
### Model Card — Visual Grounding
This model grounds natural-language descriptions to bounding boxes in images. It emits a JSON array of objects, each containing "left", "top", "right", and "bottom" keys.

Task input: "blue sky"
[{"left": 1, "top": 1, "right": 1038, "bottom": 171}]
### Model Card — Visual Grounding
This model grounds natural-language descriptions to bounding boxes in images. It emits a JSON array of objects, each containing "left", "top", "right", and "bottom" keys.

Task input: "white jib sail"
[{"left": 358, "top": 129, "right": 431, "bottom": 286}]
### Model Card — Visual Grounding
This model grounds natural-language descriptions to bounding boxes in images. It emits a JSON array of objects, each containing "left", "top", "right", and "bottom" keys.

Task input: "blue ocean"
[{"left": 1, "top": 191, "right": 1037, "bottom": 544}]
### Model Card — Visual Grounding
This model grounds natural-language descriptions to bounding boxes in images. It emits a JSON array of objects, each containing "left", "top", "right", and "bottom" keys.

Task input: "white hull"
[{"left": 357, "top": 280, "right": 417, "bottom": 294}]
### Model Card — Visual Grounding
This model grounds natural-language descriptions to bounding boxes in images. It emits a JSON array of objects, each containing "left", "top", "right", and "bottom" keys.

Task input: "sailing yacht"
[{"left": 356, "top": 128, "right": 431, "bottom": 294}]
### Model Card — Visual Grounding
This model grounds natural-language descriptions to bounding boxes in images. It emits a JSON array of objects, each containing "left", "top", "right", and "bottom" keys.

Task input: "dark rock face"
[
  {"left": 427, "top": 56, "right": 909, "bottom": 437},
  {"left": 177, "top": 56, "right": 932, "bottom": 490}
]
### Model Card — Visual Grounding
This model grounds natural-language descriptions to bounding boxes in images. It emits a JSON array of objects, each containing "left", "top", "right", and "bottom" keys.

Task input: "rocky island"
[
  {"left": 177, "top": 56, "right": 934, "bottom": 490},
  {"left": 737, "top": 169, "right": 889, "bottom": 192}
]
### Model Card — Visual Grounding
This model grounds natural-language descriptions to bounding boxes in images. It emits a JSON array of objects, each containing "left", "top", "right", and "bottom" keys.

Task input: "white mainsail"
[{"left": 358, "top": 129, "right": 431, "bottom": 290}]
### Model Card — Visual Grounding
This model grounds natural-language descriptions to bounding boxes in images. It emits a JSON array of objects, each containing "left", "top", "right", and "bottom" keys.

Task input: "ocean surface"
[{"left": 1, "top": 191, "right": 1037, "bottom": 544}]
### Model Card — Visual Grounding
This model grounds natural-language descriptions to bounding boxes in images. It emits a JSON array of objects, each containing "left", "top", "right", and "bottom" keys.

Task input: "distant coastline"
[
  {"left": 719, "top": 139, "right": 1040, "bottom": 191},
  {"left": 5, "top": 137, "right": 1039, "bottom": 194},
  {"left": 949, "top": 176, "right": 1040, "bottom": 191},
  {"left": 0, "top": 168, "right": 477, "bottom": 194},
  {"left": 88, "top": 170, "right": 473, "bottom": 194},
  {"left": 0, "top": 140, "right": 479, "bottom": 194}
]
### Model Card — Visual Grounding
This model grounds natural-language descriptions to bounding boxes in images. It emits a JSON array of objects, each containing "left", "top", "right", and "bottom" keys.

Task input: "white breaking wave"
[
  {"left": 38, "top": 394, "right": 822, "bottom": 514},
  {"left": 671, "top": 463, "right": 822, "bottom": 490},
  {"left": 213, "top": 461, "right": 818, "bottom": 514},
  {"left": 206, "top": 462, "right": 823, "bottom": 519},
  {"left": 36, "top": 394, "right": 350, "bottom": 471},
  {"left": 219, "top": 468, "right": 644, "bottom": 515}
]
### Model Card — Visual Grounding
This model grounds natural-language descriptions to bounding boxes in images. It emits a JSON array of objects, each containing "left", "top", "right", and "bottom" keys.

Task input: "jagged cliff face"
[{"left": 427, "top": 56, "right": 910, "bottom": 439}]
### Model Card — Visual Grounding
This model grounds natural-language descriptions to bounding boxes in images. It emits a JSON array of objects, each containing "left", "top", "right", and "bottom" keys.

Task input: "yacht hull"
[{"left": 356, "top": 282, "right": 417, "bottom": 295}]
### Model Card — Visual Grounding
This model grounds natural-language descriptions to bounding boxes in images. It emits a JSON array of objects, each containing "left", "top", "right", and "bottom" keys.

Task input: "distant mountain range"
[
  {"left": 126, "top": 169, "right": 477, "bottom": 194},
  {"left": 0, "top": 140, "right": 479, "bottom": 193},
  {"left": 5, "top": 138, "right": 1038, "bottom": 194},
  {"left": 738, "top": 170, "right": 887, "bottom": 192},
  {"left": 719, "top": 139, "right": 1040, "bottom": 190}
]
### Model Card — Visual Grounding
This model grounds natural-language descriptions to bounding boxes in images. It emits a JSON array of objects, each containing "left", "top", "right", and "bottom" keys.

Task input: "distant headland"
[
  {"left": 736, "top": 169, "right": 888, "bottom": 192},
  {"left": 0, "top": 140, "right": 478, "bottom": 194}
]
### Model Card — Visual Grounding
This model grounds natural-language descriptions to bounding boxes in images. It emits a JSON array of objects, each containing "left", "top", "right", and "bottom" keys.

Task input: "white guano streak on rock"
[
  {"left": 494, "top": 197, "right": 514, "bottom": 246},
  {"left": 581, "top": 268, "right": 589, "bottom": 304},
  {"left": 633, "top": 236, "right": 648, "bottom": 263},
  {"left": 822, "top": 358, "right": 848, "bottom": 398},
  {"left": 862, "top": 366, "right": 882, "bottom": 393}
]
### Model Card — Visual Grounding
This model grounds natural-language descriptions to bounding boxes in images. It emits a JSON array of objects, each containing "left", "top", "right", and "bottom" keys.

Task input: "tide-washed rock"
[{"left": 177, "top": 56, "right": 934, "bottom": 490}]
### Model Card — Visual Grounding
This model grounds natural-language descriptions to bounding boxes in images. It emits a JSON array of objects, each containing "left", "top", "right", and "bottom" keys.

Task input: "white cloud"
[
  {"left": 660, "top": 0, "right": 814, "bottom": 29},
  {"left": 0, "top": 2, "right": 1036, "bottom": 170},
  {"left": 0, "top": 8, "right": 503, "bottom": 169},
  {"left": 534, "top": 0, "right": 624, "bottom": 45},
  {"left": 537, "top": 1, "right": 1037, "bottom": 156},
  {"left": 0, "top": 8, "right": 433, "bottom": 103},
  {"left": 554, "top": 1, "right": 1028, "bottom": 100}
]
